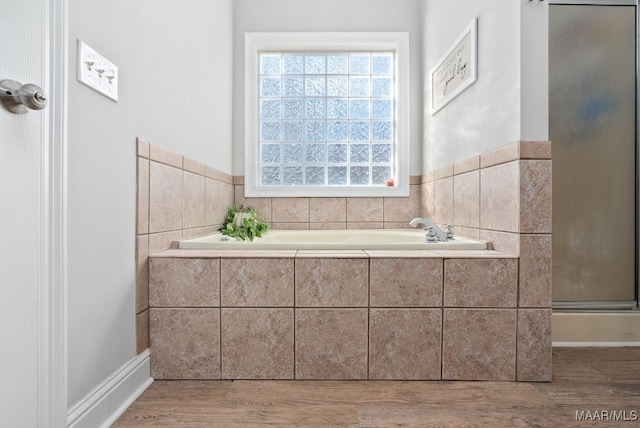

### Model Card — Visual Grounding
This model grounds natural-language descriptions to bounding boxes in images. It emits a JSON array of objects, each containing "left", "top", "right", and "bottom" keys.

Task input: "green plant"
[{"left": 221, "top": 204, "right": 269, "bottom": 241}]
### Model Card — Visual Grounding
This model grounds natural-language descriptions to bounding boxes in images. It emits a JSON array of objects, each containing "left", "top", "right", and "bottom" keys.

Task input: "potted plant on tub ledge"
[{"left": 221, "top": 204, "right": 269, "bottom": 241}]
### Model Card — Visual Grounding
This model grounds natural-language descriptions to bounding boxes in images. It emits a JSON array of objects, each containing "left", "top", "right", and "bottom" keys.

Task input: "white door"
[{"left": 0, "top": 0, "right": 65, "bottom": 426}]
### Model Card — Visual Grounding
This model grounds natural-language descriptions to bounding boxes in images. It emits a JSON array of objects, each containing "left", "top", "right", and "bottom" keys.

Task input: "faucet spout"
[{"left": 409, "top": 218, "right": 448, "bottom": 242}]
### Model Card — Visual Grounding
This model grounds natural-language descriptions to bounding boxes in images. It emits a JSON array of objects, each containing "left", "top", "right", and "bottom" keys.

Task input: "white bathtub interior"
[{"left": 178, "top": 229, "right": 489, "bottom": 250}]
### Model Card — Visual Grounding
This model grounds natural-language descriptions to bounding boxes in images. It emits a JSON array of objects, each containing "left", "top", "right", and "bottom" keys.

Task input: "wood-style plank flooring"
[{"left": 113, "top": 347, "right": 640, "bottom": 427}]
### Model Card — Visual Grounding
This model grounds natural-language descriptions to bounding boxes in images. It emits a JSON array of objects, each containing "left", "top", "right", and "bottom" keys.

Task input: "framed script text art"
[{"left": 430, "top": 18, "right": 477, "bottom": 114}]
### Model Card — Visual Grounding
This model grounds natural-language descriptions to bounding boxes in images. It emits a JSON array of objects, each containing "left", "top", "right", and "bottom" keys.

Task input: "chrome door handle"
[{"left": 0, "top": 79, "right": 48, "bottom": 114}]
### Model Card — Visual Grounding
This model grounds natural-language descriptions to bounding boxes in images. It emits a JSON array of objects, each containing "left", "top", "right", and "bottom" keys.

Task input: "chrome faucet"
[{"left": 409, "top": 218, "right": 449, "bottom": 242}]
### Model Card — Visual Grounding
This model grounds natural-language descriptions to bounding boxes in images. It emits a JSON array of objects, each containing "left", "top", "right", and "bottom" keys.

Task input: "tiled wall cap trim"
[
  {"left": 422, "top": 140, "right": 552, "bottom": 181},
  {"left": 138, "top": 139, "right": 233, "bottom": 184}
]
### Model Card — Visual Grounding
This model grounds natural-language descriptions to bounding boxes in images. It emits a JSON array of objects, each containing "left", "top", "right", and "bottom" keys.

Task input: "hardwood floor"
[{"left": 113, "top": 347, "right": 640, "bottom": 427}]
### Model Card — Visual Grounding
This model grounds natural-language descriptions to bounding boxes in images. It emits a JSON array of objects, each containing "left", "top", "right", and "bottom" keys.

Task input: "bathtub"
[{"left": 178, "top": 229, "right": 488, "bottom": 251}]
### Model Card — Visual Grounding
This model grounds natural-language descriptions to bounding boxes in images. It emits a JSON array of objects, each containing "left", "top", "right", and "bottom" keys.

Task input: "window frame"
[{"left": 244, "top": 32, "right": 410, "bottom": 197}]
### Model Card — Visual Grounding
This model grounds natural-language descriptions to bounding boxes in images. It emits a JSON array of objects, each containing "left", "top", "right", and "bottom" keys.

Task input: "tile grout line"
[
  {"left": 441, "top": 258, "right": 445, "bottom": 380},
  {"left": 293, "top": 256, "right": 297, "bottom": 380},
  {"left": 367, "top": 257, "right": 371, "bottom": 380},
  {"left": 219, "top": 258, "right": 223, "bottom": 379}
]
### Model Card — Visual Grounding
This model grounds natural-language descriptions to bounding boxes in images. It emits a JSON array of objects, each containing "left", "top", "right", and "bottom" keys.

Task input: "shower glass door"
[{"left": 550, "top": 1, "right": 638, "bottom": 308}]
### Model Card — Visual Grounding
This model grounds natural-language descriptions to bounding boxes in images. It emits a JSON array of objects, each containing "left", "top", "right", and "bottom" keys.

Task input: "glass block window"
[
  {"left": 258, "top": 52, "right": 395, "bottom": 187},
  {"left": 246, "top": 32, "right": 409, "bottom": 197}
]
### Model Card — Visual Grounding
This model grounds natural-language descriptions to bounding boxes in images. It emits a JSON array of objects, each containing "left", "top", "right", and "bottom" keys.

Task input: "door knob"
[{"left": 0, "top": 79, "right": 48, "bottom": 114}]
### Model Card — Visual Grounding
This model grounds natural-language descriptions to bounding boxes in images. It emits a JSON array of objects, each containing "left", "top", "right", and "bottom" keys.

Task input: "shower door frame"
[{"left": 549, "top": 0, "right": 640, "bottom": 311}]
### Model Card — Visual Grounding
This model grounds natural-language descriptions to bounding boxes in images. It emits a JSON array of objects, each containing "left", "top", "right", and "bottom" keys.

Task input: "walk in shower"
[{"left": 550, "top": 0, "right": 638, "bottom": 310}]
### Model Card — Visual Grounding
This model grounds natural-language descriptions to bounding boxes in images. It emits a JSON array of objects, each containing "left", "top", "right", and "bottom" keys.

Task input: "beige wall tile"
[
  {"left": 480, "top": 161, "right": 519, "bottom": 233},
  {"left": 272, "top": 198, "right": 310, "bottom": 223},
  {"left": 149, "top": 161, "right": 183, "bottom": 233},
  {"left": 233, "top": 186, "right": 272, "bottom": 223},
  {"left": 444, "top": 259, "right": 518, "bottom": 307},
  {"left": 205, "top": 166, "right": 233, "bottom": 184},
  {"left": 182, "top": 227, "right": 206, "bottom": 239},
  {"left": 149, "top": 143, "right": 183, "bottom": 169},
  {"left": 519, "top": 234, "right": 552, "bottom": 307},
  {"left": 346, "top": 221, "right": 383, "bottom": 229},
  {"left": 453, "top": 170, "right": 479, "bottom": 228},
  {"left": 206, "top": 179, "right": 234, "bottom": 227},
  {"left": 221, "top": 309, "right": 294, "bottom": 379},
  {"left": 310, "top": 198, "right": 347, "bottom": 223},
  {"left": 150, "top": 308, "right": 220, "bottom": 379},
  {"left": 434, "top": 164, "right": 453, "bottom": 179},
  {"left": 383, "top": 185, "right": 420, "bottom": 222},
  {"left": 430, "top": 249, "right": 511, "bottom": 259},
  {"left": 346, "top": 198, "right": 383, "bottom": 222},
  {"left": 271, "top": 222, "right": 310, "bottom": 230},
  {"left": 434, "top": 176, "right": 453, "bottom": 226},
  {"left": 519, "top": 140, "right": 551, "bottom": 160},
  {"left": 520, "top": 160, "right": 552, "bottom": 234},
  {"left": 220, "top": 250, "right": 297, "bottom": 259},
  {"left": 137, "top": 157, "right": 150, "bottom": 235},
  {"left": 148, "top": 230, "right": 183, "bottom": 255},
  {"left": 296, "top": 250, "right": 368, "bottom": 258},
  {"left": 453, "top": 155, "right": 479, "bottom": 175},
  {"left": 310, "top": 222, "right": 347, "bottom": 230},
  {"left": 136, "top": 309, "right": 149, "bottom": 354},
  {"left": 479, "top": 229, "right": 520, "bottom": 256},
  {"left": 295, "top": 258, "right": 368, "bottom": 307},
  {"left": 183, "top": 172, "right": 205, "bottom": 229},
  {"left": 383, "top": 221, "right": 412, "bottom": 229},
  {"left": 421, "top": 181, "right": 435, "bottom": 219},
  {"left": 452, "top": 226, "right": 480, "bottom": 239},
  {"left": 204, "top": 226, "right": 220, "bottom": 234},
  {"left": 517, "top": 309, "right": 552, "bottom": 382},
  {"left": 149, "top": 258, "right": 220, "bottom": 307},
  {"left": 366, "top": 250, "right": 441, "bottom": 258},
  {"left": 136, "top": 138, "right": 150, "bottom": 159},
  {"left": 480, "top": 141, "right": 519, "bottom": 168},
  {"left": 442, "top": 309, "right": 516, "bottom": 381},
  {"left": 370, "top": 259, "right": 442, "bottom": 307},
  {"left": 221, "top": 258, "right": 294, "bottom": 306},
  {"left": 369, "top": 309, "right": 442, "bottom": 380},
  {"left": 295, "top": 309, "right": 368, "bottom": 379},
  {"left": 136, "top": 235, "right": 149, "bottom": 314},
  {"left": 183, "top": 156, "right": 206, "bottom": 176},
  {"left": 435, "top": 222, "right": 449, "bottom": 233}
]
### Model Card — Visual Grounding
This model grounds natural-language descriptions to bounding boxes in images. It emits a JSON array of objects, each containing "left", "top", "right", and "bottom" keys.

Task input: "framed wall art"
[{"left": 430, "top": 18, "right": 478, "bottom": 114}]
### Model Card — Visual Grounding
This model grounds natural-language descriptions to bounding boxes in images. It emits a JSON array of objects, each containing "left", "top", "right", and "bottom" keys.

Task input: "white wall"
[
  {"left": 67, "top": 0, "right": 233, "bottom": 407},
  {"left": 521, "top": 0, "right": 548, "bottom": 141},
  {"left": 232, "top": 0, "right": 424, "bottom": 175},
  {"left": 422, "top": 0, "right": 522, "bottom": 172}
]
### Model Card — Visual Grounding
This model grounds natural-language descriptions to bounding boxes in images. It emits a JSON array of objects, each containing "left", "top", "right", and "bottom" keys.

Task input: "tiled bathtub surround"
[
  {"left": 421, "top": 140, "right": 552, "bottom": 308},
  {"left": 421, "top": 139, "right": 552, "bottom": 381},
  {"left": 149, "top": 249, "right": 550, "bottom": 381},
  {"left": 233, "top": 176, "right": 422, "bottom": 230},
  {"left": 136, "top": 139, "right": 234, "bottom": 353},
  {"left": 138, "top": 139, "right": 552, "bottom": 382},
  {"left": 421, "top": 140, "right": 552, "bottom": 257}
]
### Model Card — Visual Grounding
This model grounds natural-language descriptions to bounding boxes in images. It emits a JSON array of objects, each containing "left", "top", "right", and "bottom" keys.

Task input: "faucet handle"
[
  {"left": 425, "top": 226, "right": 438, "bottom": 242},
  {"left": 445, "top": 225, "right": 454, "bottom": 239}
]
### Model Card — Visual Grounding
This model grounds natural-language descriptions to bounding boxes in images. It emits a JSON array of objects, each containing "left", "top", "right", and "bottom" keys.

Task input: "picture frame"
[{"left": 430, "top": 18, "right": 478, "bottom": 114}]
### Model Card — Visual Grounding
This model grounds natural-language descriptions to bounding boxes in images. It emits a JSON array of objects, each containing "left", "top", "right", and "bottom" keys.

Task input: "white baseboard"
[
  {"left": 552, "top": 312, "right": 640, "bottom": 343},
  {"left": 67, "top": 349, "right": 153, "bottom": 428}
]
